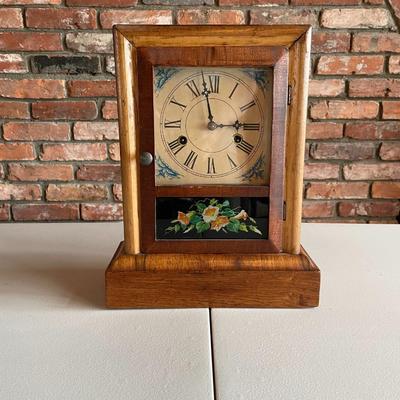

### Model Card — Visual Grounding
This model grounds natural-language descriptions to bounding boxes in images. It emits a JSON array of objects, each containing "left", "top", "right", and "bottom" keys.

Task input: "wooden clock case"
[{"left": 106, "top": 25, "right": 320, "bottom": 308}]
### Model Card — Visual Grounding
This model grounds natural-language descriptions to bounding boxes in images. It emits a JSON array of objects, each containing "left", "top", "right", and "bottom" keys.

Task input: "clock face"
[{"left": 153, "top": 67, "right": 273, "bottom": 186}]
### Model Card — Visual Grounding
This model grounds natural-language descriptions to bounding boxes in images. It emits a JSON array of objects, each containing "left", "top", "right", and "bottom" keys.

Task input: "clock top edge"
[{"left": 114, "top": 25, "right": 312, "bottom": 49}]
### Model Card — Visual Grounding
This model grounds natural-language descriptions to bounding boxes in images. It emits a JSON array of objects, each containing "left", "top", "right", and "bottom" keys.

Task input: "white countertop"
[{"left": 0, "top": 223, "right": 399, "bottom": 400}]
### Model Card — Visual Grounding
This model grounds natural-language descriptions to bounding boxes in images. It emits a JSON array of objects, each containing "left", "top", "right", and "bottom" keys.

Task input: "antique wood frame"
[
  {"left": 106, "top": 25, "right": 320, "bottom": 308},
  {"left": 138, "top": 46, "right": 287, "bottom": 254}
]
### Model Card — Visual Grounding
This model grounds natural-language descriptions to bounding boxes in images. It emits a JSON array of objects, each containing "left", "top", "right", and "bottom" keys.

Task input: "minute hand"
[
  {"left": 216, "top": 120, "right": 243, "bottom": 131},
  {"left": 201, "top": 71, "right": 214, "bottom": 123}
]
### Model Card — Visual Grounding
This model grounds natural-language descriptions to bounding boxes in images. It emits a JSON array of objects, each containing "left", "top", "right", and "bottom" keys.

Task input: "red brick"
[
  {"left": 101, "top": 10, "right": 172, "bottom": 29},
  {"left": 0, "top": 143, "right": 35, "bottom": 160},
  {"left": 345, "top": 122, "right": 400, "bottom": 140},
  {"left": 0, "top": 101, "right": 29, "bottom": 119},
  {"left": 304, "top": 163, "right": 340, "bottom": 179},
  {"left": 372, "top": 182, "right": 400, "bottom": 199},
  {"left": 12, "top": 204, "right": 79, "bottom": 221},
  {"left": 382, "top": 102, "right": 400, "bottom": 119},
  {"left": 352, "top": 33, "right": 400, "bottom": 52},
  {"left": 306, "top": 182, "right": 369, "bottom": 199},
  {"left": 76, "top": 164, "right": 121, "bottom": 181},
  {"left": 0, "top": 204, "right": 10, "bottom": 221},
  {"left": 177, "top": 10, "right": 245, "bottom": 25},
  {"left": 343, "top": 162, "right": 400, "bottom": 180},
  {"left": 67, "top": 0, "right": 136, "bottom": 5},
  {"left": 81, "top": 203, "right": 123, "bottom": 221},
  {"left": 310, "top": 142, "right": 375, "bottom": 160},
  {"left": 338, "top": 201, "right": 400, "bottom": 217},
  {"left": 40, "top": 143, "right": 107, "bottom": 161},
  {"left": 310, "top": 100, "right": 379, "bottom": 119},
  {"left": 312, "top": 32, "right": 350, "bottom": 53},
  {"left": 317, "top": 55, "right": 384, "bottom": 75},
  {"left": 378, "top": 122, "right": 400, "bottom": 139},
  {"left": 0, "top": 183, "right": 41, "bottom": 200},
  {"left": 0, "top": 78, "right": 66, "bottom": 99},
  {"left": 219, "top": 0, "right": 286, "bottom": 4},
  {"left": 3, "top": 122, "right": 70, "bottom": 141},
  {"left": 0, "top": 54, "right": 27, "bottom": 74},
  {"left": 321, "top": 8, "right": 393, "bottom": 29},
  {"left": 0, "top": 32, "right": 62, "bottom": 51},
  {"left": 306, "top": 122, "right": 343, "bottom": 139},
  {"left": 102, "top": 100, "right": 118, "bottom": 119},
  {"left": 8, "top": 163, "right": 74, "bottom": 181},
  {"left": 0, "top": 0, "right": 61, "bottom": 3},
  {"left": 389, "top": 0, "right": 400, "bottom": 21},
  {"left": 67, "top": 80, "right": 116, "bottom": 97},
  {"left": 349, "top": 79, "right": 400, "bottom": 98},
  {"left": 46, "top": 183, "right": 108, "bottom": 201},
  {"left": 113, "top": 183, "right": 122, "bottom": 201},
  {"left": 0, "top": 8, "right": 23, "bottom": 28},
  {"left": 250, "top": 8, "right": 318, "bottom": 25},
  {"left": 293, "top": 0, "right": 360, "bottom": 3},
  {"left": 302, "top": 201, "right": 336, "bottom": 218},
  {"left": 73, "top": 121, "right": 119, "bottom": 140},
  {"left": 389, "top": 56, "right": 400, "bottom": 74},
  {"left": 66, "top": 33, "right": 113, "bottom": 53},
  {"left": 309, "top": 79, "right": 345, "bottom": 97},
  {"left": 380, "top": 142, "right": 400, "bottom": 160},
  {"left": 109, "top": 143, "right": 120, "bottom": 161},
  {"left": 26, "top": 8, "right": 97, "bottom": 29},
  {"left": 32, "top": 101, "right": 97, "bottom": 120}
]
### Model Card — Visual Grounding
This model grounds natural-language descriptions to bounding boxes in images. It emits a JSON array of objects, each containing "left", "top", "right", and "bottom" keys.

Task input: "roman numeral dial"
[{"left": 156, "top": 67, "right": 270, "bottom": 184}]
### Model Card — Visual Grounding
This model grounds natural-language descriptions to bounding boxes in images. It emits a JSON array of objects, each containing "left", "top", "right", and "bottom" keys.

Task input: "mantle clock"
[{"left": 106, "top": 25, "right": 320, "bottom": 308}]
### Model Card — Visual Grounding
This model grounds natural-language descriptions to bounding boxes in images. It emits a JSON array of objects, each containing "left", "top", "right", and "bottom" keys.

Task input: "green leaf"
[
  {"left": 165, "top": 226, "right": 175, "bottom": 232},
  {"left": 171, "top": 219, "right": 179, "bottom": 224},
  {"left": 226, "top": 221, "right": 239, "bottom": 233},
  {"left": 209, "top": 198, "right": 218, "bottom": 206},
  {"left": 183, "top": 225, "right": 194, "bottom": 234},
  {"left": 249, "top": 217, "right": 256, "bottom": 224},
  {"left": 221, "top": 200, "right": 230, "bottom": 208},
  {"left": 196, "top": 202, "right": 206, "bottom": 212},
  {"left": 221, "top": 209, "right": 235, "bottom": 217},
  {"left": 249, "top": 225, "right": 262, "bottom": 235},
  {"left": 239, "top": 223, "right": 248, "bottom": 232},
  {"left": 174, "top": 224, "right": 181, "bottom": 233},
  {"left": 195, "top": 221, "right": 210, "bottom": 233},
  {"left": 187, "top": 211, "right": 196, "bottom": 219},
  {"left": 190, "top": 214, "right": 201, "bottom": 224}
]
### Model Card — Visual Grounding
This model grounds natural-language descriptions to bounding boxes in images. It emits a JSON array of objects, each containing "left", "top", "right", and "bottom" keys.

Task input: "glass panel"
[
  {"left": 153, "top": 67, "right": 273, "bottom": 186},
  {"left": 156, "top": 197, "right": 268, "bottom": 240}
]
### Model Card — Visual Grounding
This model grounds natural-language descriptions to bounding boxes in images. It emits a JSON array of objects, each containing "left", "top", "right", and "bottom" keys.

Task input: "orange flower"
[
  {"left": 211, "top": 215, "right": 229, "bottom": 232},
  {"left": 177, "top": 211, "right": 190, "bottom": 225},
  {"left": 202, "top": 205, "right": 219, "bottom": 223},
  {"left": 233, "top": 209, "right": 248, "bottom": 221}
]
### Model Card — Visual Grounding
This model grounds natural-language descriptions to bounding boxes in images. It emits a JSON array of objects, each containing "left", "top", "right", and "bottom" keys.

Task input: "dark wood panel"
[
  {"left": 156, "top": 185, "right": 270, "bottom": 198},
  {"left": 137, "top": 45, "right": 287, "bottom": 254}
]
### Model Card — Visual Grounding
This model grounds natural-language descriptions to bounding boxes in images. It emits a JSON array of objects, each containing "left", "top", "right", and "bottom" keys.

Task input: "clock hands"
[
  {"left": 200, "top": 70, "right": 217, "bottom": 131},
  {"left": 216, "top": 120, "right": 243, "bottom": 131}
]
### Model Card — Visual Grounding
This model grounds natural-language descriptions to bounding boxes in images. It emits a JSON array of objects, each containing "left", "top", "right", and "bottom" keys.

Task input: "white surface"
[
  {"left": 0, "top": 223, "right": 213, "bottom": 400},
  {"left": 211, "top": 224, "right": 400, "bottom": 400}
]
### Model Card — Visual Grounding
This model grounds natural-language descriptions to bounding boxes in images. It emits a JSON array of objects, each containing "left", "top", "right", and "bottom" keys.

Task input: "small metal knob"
[{"left": 140, "top": 152, "right": 153, "bottom": 166}]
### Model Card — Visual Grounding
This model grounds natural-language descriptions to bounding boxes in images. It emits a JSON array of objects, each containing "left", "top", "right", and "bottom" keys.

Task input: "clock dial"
[{"left": 154, "top": 67, "right": 272, "bottom": 185}]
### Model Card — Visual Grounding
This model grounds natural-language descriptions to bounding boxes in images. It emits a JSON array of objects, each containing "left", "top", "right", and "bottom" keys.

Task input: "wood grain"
[
  {"left": 105, "top": 242, "right": 320, "bottom": 308},
  {"left": 283, "top": 27, "right": 312, "bottom": 254},
  {"left": 114, "top": 28, "right": 141, "bottom": 254},
  {"left": 116, "top": 25, "right": 308, "bottom": 48}
]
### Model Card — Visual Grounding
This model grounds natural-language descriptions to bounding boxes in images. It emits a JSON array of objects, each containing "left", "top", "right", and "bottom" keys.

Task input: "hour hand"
[{"left": 216, "top": 120, "right": 243, "bottom": 131}]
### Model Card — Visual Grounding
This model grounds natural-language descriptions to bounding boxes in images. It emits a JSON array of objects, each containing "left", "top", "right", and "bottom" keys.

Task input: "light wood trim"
[
  {"left": 116, "top": 25, "right": 308, "bottom": 48},
  {"left": 283, "top": 27, "right": 312, "bottom": 254},
  {"left": 114, "top": 28, "right": 140, "bottom": 254}
]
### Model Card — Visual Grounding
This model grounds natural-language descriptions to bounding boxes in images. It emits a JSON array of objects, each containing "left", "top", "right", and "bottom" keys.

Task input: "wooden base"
[{"left": 105, "top": 242, "right": 320, "bottom": 308}]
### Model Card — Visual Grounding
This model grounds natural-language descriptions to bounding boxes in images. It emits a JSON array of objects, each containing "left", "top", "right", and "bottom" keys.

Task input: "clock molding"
[{"left": 106, "top": 25, "right": 320, "bottom": 308}]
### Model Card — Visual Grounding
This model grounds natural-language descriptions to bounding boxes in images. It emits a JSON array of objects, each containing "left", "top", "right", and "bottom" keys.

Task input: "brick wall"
[{"left": 0, "top": 0, "right": 399, "bottom": 223}]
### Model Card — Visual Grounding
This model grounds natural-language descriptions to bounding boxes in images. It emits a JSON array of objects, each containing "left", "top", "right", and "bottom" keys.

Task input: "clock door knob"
[{"left": 140, "top": 152, "right": 153, "bottom": 166}]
